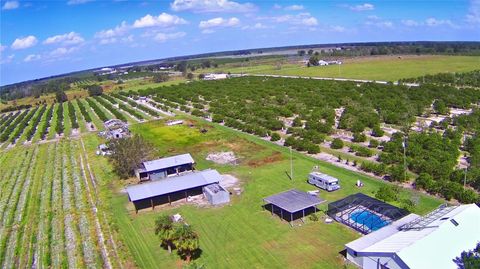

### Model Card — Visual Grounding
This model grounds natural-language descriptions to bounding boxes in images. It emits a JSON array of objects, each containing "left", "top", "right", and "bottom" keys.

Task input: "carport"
[{"left": 263, "top": 189, "right": 325, "bottom": 226}]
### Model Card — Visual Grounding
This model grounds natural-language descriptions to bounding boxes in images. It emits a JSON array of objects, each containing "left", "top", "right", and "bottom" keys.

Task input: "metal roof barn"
[
  {"left": 263, "top": 189, "right": 325, "bottom": 226},
  {"left": 126, "top": 169, "right": 221, "bottom": 212},
  {"left": 142, "top": 153, "right": 195, "bottom": 172}
]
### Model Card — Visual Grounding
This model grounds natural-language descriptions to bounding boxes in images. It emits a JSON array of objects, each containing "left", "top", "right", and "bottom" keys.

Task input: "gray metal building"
[
  {"left": 135, "top": 153, "right": 195, "bottom": 181},
  {"left": 203, "top": 183, "right": 230, "bottom": 205}
]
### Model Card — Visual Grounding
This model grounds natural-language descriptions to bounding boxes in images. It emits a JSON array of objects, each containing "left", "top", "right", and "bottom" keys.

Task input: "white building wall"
[{"left": 346, "top": 248, "right": 406, "bottom": 269}]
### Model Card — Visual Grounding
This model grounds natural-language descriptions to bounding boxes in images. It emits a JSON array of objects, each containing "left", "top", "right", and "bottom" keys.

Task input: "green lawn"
[
  {"left": 203, "top": 55, "right": 480, "bottom": 82},
  {"left": 109, "top": 116, "right": 443, "bottom": 268}
]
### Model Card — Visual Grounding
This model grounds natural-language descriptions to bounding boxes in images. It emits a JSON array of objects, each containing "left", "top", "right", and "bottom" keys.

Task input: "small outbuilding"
[
  {"left": 263, "top": 189, "right": 325, "bottom": 226},
  {"left": 203, "top": 183, "right": 230, "bottom": 205},
  {"left": 135, "top": 153, "right": 195, "bottom": 181}
]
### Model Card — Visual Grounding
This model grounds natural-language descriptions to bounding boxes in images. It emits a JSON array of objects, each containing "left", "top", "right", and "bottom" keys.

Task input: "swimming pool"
[{"left": 350, "top": 211, "right": 388, "bottom": 231}]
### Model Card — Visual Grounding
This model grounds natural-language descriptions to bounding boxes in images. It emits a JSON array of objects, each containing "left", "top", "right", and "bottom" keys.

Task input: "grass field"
[
  {"left": 201, "top": 55, "right": 480, "bottom": 82},
  {"left": 110, "top": 116, "right": 443, "bottom": 268}
]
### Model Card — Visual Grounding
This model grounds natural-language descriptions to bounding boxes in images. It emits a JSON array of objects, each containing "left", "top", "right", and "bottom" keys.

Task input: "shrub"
[
  {"left": 375, "top": 185, "right": 400, "bottom": 202},
  {"left": 270, "top": 132, "right": 281, "bottom": 141},
  {"left": 352, "top": 132, "right": 367, "bottom": 142},
  {"left": 369, "top": 139, "right": 380, "bottom": 148},
  {"left": 309, "top": 213, "right": 319, "bottom": 222},
  {"left": 331, "top": 138, "right": 344, "bottom": 149}
]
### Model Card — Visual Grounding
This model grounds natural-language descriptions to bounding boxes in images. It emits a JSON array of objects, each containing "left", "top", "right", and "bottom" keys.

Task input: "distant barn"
[{"left": 135, "top": 153, "right": 195, "bottom": 181}]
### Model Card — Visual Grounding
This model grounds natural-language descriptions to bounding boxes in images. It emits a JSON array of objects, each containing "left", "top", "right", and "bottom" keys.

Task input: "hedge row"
[
  {"left": 39, "top": 105, "right": 54, "bottom": 140},
  {"left": 86, "top": 98, "right": 108, "bottom": 122},
  {"left": 93, "top": 96, "right": 127, "bottom": 121},
  {"left": 55, "top": 103, "right": 64, "bottom": 134},
  {"left": 0, "top": 109, "right": 30, "bottom": 142},
  {"left": 9, "top": 107, "right": 39, "bottom": 143},
  {"left": 67, "top": 101, "right": 79, "bottom": 129},
  {"left": 25, "top": 105, "right": 47, "bottom": 141},
  {"left": 76, "top": 99, "right": 92, "bottom": 123}
]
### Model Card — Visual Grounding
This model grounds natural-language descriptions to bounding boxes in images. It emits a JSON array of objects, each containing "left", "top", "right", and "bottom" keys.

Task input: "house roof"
[
  {"left": 142, "top": 153, "right": 194, "bottom": 172},
  {"left": 346, "top": 204, "right": 480, "bottom": 269},
  {"left": 263, "top": 189, "right": 325, "bottom": 213},
  {"left": 126, "top": 169, "right": 221, "bottom": 202}
]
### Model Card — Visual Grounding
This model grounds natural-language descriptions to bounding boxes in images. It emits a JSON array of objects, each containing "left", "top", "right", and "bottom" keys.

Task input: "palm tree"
[
  {"left": 173, "top": 224, "right": 199, "bottom": 263},
  {"left": 155, "top": 215, "right": 176, "bottom": 253}
]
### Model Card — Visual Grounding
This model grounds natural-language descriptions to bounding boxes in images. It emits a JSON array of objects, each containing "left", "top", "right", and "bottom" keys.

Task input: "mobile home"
[{"left": 308, "top": 172, "right": 340, "bottom": 191}]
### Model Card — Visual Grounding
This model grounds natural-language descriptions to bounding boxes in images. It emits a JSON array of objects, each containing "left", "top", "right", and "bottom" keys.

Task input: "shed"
[
  {"left": 127, "top": 169, "right": 221, "bottom": 212},
  {"left": 135, "top": 153, "right": 195, "bottom": 181},
  {"left": 203, "top": 183, "right": 230, "bottom": 205},
  {"left": 263, "top": 189, "right": 325, "bottom": 226}
]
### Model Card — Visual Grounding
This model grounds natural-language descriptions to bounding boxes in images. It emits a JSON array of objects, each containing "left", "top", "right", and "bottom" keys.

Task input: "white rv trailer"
[{"left": 308, "top": 172, "right": 340, "bottom": 191}]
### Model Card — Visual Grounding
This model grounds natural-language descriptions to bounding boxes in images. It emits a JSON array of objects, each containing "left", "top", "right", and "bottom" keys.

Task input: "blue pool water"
[{"left": 350, "top": 211, "right": 388, "bottom": 231}]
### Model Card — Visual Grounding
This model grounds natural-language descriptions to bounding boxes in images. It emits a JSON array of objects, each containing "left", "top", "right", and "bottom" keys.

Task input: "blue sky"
[{"left": 1, "top": 0, "right": 479, "bottom": 85}]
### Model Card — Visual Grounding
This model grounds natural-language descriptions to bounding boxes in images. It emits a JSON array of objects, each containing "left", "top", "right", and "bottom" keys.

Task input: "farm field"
[
  {"left": 0, "top": 74, "right": 478, "bottom": 268},
  {"left": 0, "top": 137, "right": 127, "bottom": 268},
  {"left": 109, "top": 117, "right": 443, "bottom": 268},
  {"left": 202, "top": 55, "right": 480, "bottom": 82},
  {"left": 0, "top": 78, "right": 186, "bottom": 112}
]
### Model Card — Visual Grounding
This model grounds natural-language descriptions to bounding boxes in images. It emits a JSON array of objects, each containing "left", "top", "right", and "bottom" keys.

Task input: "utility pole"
[
  {"left": 290, "top": 147, "right": 293, "bottom": 180},
  {"left": 403, "top": 136, "right": 407, "bottom": 182},
  {"left": 464, "top": 134, "right": 467, "bottom": 187}
]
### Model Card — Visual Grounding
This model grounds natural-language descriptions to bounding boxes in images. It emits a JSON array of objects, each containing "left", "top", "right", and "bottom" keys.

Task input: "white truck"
[{"left": 308, "top": 172, "right": 340, "bottom": 192}]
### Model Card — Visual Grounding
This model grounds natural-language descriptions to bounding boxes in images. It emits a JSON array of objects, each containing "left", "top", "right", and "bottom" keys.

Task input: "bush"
[
  {"left": 331, "top": 138, "right": 344, "bottom": 149},
  {"left": 375, "top": 185, "right": 400, "bottom": 202},
  {"left": 309, "top": 213, "right": 319, "bottom": 222},
  {"left": 352, "top": 132, "right": 367, "bottom": 142},
  {"left": 270, "top": 132, "right": 281, "bottom": 141},
  {"left": 87, "top": 85, "right": 103, "bottom": 96},
  {"left": 371, "top": 125, "right": 384, "bottom": 137},
  {"left": 369, "top": 139, "right": 380, "bottom": 148}
]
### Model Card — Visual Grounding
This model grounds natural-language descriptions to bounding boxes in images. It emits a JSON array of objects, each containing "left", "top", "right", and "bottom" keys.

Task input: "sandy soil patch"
[{"left": 206, "top": 151, "right": 238, "bottom": 165}]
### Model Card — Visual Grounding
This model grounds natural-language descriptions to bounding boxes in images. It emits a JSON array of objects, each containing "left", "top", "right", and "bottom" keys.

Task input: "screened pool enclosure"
[{"left": 327, "top": 193, "right": 409, "bottom": 234}]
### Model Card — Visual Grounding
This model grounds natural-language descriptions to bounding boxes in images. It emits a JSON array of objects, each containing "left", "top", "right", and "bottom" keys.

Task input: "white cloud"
[
  {"left": 171, "top": 0, "right": 256, "bottom": 13},
  {"left": 49, "top": 47, "right": 77, "bottom": 57},
  {"left": 329, "top": 25, "right": 346, "bottom": 32},
  {"left": 284, "top": 5, "right": 304, "bottom": 11},
  {"left": 268, "top": 13, "right": 318, "bottom": 26},
  {"left": 0, "top": 44, "right": 6, "bottom": 52},
  {"left": 95, "top": 21, "right": 129, "bottom": 39},
  {"left": 343, "top": 3, "right": 374, "bottom": 11},
  {"left": 133, "top": 13, "right": 188, "bottom": 28},
  {"left": 242, "top": 22, "right": 269, "bottom": 30},
  {"left": 365, "top": 15, "right": 393, "bottom": 28},
  {"left": 154, "top": 32, "right": 186, "bottom": 42},
  {"left": 273, "top": 4, "right": 282, "bottom": 9},
  {"left": 466, "top": 0, "right": 480, "bottom": 24},
  {"left": 199, "top": 17, "right": 240, "bottom": 29},
  {"left": 425, "top": 17, "right": 454, "bottom": 27},
  {"left": 0, "top": 54, "right": 14, "bottom": 64},
  {"left": 401, "top": 19, "right": 419, "bottom": 27},
  {"left": 201, "top": 29, "right": 215, "bottom": 34},
  {"left": 24, "top": 54, "right": 42, "bottom": 62},
  {"left": 2, "top": 1, "right": 19, "bottom": 10},
  {"left": 67, "top": 0, "right": 93, "bottom": 5},
  {"left": 99, "top": 38, "right": 117, "bottom": 45},
  {"left": 43, "top": 32, "right": 84, "bottom": 45},
  {"left": 11, "top": 35, "right": 38, "bottom": 50}
]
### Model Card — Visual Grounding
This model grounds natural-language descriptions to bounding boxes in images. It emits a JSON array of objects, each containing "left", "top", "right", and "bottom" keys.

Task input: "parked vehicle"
[{"left": 308, "top": 172, "right": 340, "bottom": 191}]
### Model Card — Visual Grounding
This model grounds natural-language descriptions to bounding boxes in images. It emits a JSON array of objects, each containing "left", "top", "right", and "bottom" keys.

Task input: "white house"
[
  {"left": 345, "top": 204, "right": 480, "bottom": 269},
  {"left": 203, "top": 73, "right": 228, "bottom": 80}
]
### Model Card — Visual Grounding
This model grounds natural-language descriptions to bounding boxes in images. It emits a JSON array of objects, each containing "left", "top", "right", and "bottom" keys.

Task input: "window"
[
  {"left": 440, "top": 217, "right": 449, "bottom": 220},
  {"left": 450, "top": 219, "right": 459, "bottom": 226}
]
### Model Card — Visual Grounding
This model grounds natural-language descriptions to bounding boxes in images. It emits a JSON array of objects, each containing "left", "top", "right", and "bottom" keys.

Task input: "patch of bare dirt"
[
  {"left": 206, "top": 151, "right": 238, "bottom": 165},
  {"left": 247, "top": 152, "right": 284, "bottom": 167}
]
